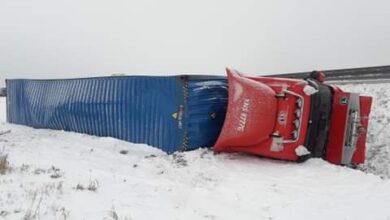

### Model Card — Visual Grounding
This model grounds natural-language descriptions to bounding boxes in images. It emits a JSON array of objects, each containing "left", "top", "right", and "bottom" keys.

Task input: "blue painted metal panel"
[
  {"left": 186, "top": 77, "right": 228, "bottom": 150},
  {"left": 6, "top": 75, "right": 228, "bottom": 153}
]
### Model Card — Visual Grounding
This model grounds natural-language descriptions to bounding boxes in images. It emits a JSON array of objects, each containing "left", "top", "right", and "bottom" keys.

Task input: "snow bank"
[{"left": 0, "top": 123, "right": 389, "bottom": 219}]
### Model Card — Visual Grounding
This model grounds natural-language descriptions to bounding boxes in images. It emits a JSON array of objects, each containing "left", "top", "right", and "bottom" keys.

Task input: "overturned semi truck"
[{"left": 5, "top": 68, "right": 372, "bottom": 166}]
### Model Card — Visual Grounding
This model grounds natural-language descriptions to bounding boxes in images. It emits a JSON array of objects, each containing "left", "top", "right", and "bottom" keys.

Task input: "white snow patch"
[
  {"left": 295, "top": 145, "right": 311, "bottom": 156},
  {"left": 0, "top": 98, "right": 5, "bottom": 122},
  {"left": 303, "top": 85, "right": 318, "bottom": 96}
]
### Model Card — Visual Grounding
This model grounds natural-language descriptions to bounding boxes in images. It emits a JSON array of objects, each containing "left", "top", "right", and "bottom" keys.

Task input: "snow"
[
  {"left": 1, "top": 81, "right": 390, "bottom": 219},
  {"left": 295, "top": 145, "right": 310, "bottom": 156},
  {"left": 0, "top": 98, "right": 5, "bottom": 123},
  {"left": 303, "top": 85, "right": 318, "bottom": 96}
]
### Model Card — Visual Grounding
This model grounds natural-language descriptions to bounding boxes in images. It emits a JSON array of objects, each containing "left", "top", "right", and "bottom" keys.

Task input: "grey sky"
[{"left": 1, "top": 0, "right": 390, "bottom": 87}]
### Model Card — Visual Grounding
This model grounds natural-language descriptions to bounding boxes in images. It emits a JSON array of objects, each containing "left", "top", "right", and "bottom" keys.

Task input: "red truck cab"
[{"left": 214, "top": 68, "right": 372, "bottom": 166}]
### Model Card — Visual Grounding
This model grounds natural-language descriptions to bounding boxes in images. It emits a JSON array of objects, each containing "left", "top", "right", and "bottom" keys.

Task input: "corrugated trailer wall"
[{"left": 6, "top": 75, "right": 228, "bottom": 153}]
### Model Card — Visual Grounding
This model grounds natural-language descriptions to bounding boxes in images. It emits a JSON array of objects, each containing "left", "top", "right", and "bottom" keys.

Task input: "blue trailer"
[{"left": 6, "top": 75, "right": 228, "bottom": 153}]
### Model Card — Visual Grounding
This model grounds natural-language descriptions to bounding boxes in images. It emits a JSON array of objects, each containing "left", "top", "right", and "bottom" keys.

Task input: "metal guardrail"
[{"left": 266, "top": 65, "right": 390, "bottom": 83}]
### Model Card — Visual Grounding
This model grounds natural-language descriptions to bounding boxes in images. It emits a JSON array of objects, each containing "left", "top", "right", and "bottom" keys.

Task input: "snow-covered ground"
[{"left": 1, "top": 82, "right": 390, "bottom": 220}]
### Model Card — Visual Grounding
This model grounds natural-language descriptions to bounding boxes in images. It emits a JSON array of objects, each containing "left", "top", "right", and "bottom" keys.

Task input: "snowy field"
[{"left": 1, "top": 82, "right": 390, "bottom": 220}]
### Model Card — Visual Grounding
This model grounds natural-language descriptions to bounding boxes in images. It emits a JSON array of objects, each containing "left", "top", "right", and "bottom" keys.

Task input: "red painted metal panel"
[
  {"left": 213, "top": 69, "right": 277, "bottom": 149},
  {"left": 214, "top": 68, "right": 312, "bottom": 161},
  {"left": 325, "top": 88, "right": 350, "bottom": 164}
]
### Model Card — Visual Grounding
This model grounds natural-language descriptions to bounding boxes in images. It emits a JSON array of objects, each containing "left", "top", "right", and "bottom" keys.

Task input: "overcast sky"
[{"left": 1, "top": 0, "right": 390, "bottom": 87}]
